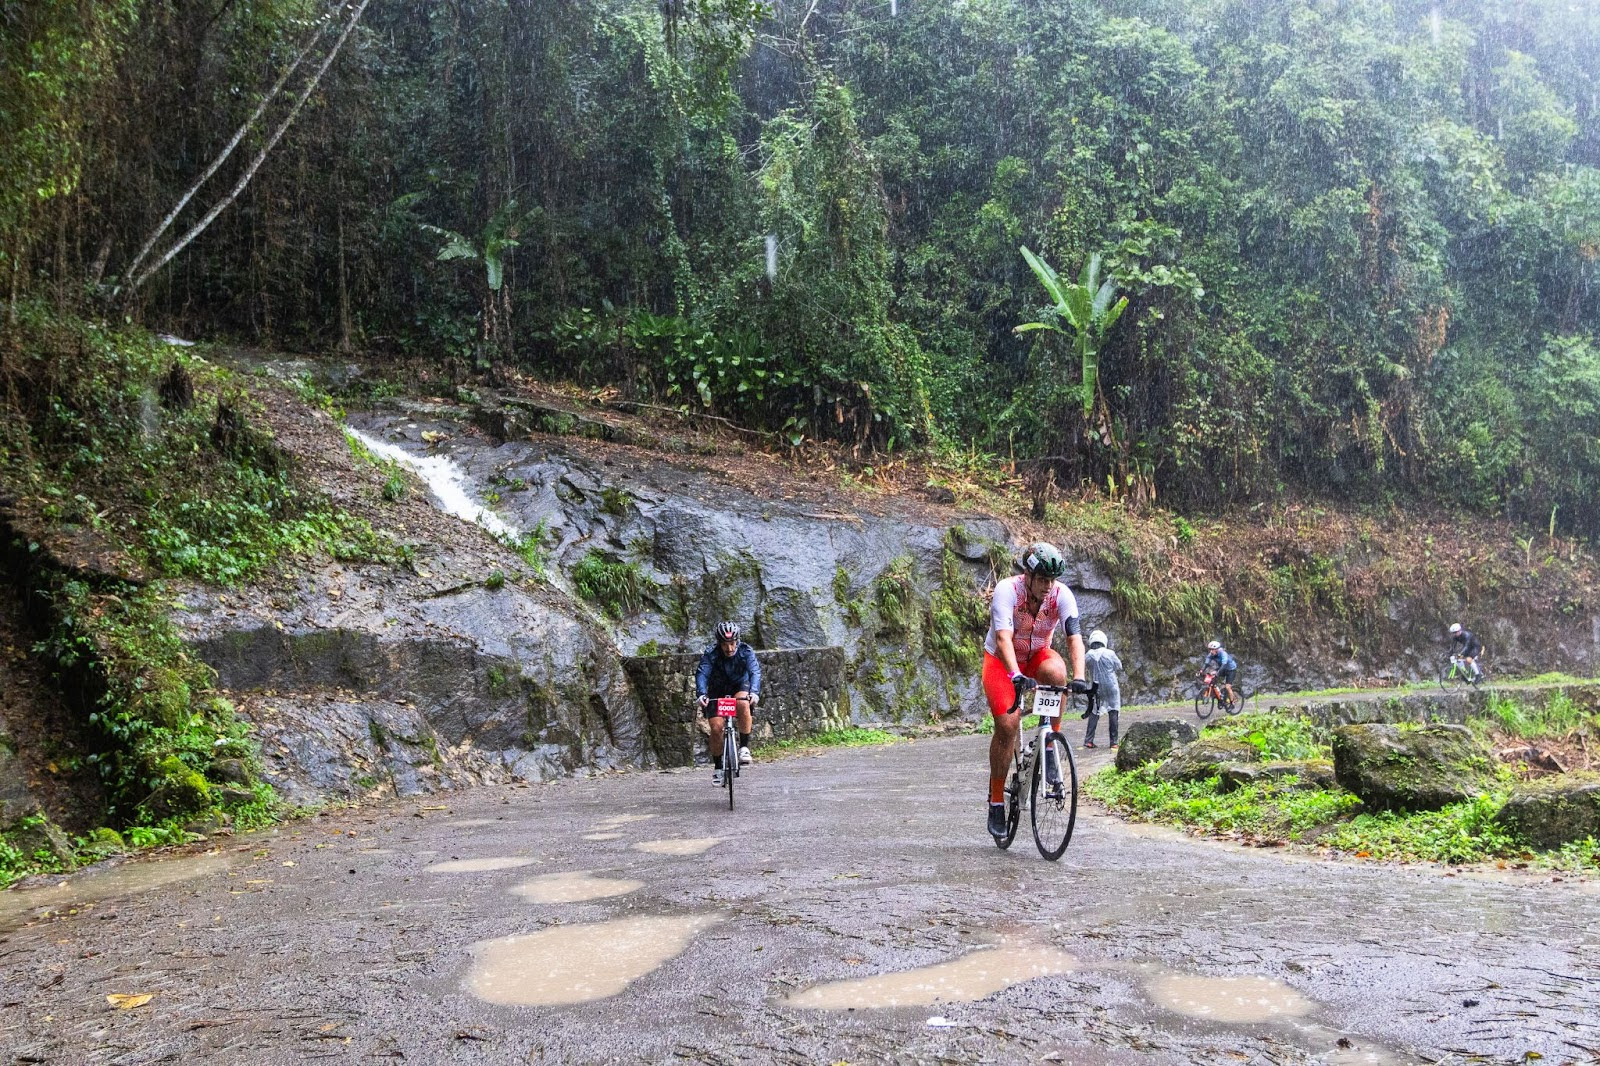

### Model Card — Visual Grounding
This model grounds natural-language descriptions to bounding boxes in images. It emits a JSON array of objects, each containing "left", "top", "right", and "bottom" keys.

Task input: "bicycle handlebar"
[{"left": 1006, "top": 679, "right": 1098, "bottom": 716}]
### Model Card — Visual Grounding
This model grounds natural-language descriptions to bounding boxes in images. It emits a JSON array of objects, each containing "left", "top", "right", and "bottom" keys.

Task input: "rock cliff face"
[{"left": 152, "top": 379, "right": 1600, "bottom": 804}]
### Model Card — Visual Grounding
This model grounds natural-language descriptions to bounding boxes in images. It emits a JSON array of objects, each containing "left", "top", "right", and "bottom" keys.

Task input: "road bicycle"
[
  {"left": 994, "top": 681, "right": 1094, "bottom": 861},
  {"left": 1437, "top": 654, "right": 1487, "bottom": 690},
  {"left": 709, "top": 697, "right": 741, "bottom": 809},
  {"left": 1193, "top": 670, "right": 1247, "bottom": 720}
]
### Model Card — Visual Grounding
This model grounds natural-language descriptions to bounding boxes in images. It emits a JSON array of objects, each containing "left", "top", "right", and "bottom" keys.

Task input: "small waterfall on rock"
[{"left": 344, "top": 427, "right": 519, "bottom": 538}]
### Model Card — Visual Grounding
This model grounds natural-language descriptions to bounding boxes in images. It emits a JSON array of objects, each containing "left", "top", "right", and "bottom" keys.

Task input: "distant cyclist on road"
[
  {"left": 1202, "top": 639, "right": 1239, "bottom": 709},
  {"left": 696, "top": 621, "right": 760, "bottom": 784},
  {"left": 1448, "top": 623, "right": 1484, "bottom": 682},
  {"left": 981, "top": 542, "right": 1089, "bottom": 840}
]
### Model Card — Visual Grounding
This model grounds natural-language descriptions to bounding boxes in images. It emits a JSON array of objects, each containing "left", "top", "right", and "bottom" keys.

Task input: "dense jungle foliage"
[{"left": 4, "top": 0, "right": 1600, "bottom": 528}]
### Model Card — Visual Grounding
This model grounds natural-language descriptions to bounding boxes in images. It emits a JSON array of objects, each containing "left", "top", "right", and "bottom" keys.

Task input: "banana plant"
[
  {"left": 1014, "top": 247, "right": 1128, "bottom": 417},
  {"left": 419, "top": 200, "right": 541, "bottom": 362}
]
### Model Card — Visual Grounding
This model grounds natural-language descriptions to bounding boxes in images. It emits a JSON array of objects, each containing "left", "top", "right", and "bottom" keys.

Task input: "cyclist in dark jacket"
[
  {"left": 696, "top": 621, "right": 761, "bottom": 781},
  {"left": 1202, "top": 640, "right": 1239, "bottom": 708},
  {"left": 1448, "top": 623, "right": 1484, "bottom": 682}
]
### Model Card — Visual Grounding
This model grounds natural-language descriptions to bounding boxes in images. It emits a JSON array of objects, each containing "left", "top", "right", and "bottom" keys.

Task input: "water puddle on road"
[
  {"left": 785, "top": 946, "right": 1077, "bottom": 1009},
  {"left": 0, "top": 852, "right": 238, "bottom": 934},
  {"left": 582, "top": 833, "right": 622, "bottom": 841},
  {"left": 634, "top": 838, "right": 720, "bottom": 856},
  {"left": 589, "top": 814, "right": 657, "bottom": 830},
  {"left": 449, "top": 819, "right": 501, "bottom": 828},
  {"left": 465, "top": 914, "right": 717, "bottom": 1006},
  {"left": 1147, "top": 973, "right": 1312, "bottom": 1022},
  {"left": 426, "top": 857, "right": 535, "bottom": 874},
  {"left": 510, "top": 871, "right": 643, "bottom": 904}
]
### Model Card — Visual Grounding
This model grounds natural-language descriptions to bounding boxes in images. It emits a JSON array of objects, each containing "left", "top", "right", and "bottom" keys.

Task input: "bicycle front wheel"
[
  {"left": 1437, "top": 662, "right": 1458, "bottom": 690},
  {"left": 1194, "top": 690, "right": 1214, "bottom": 720},
  {"left": 723, "top": 730, "right": 737, "bottom": 810},
  {"left": 1031, "top": 731, "right": 1079, "bottom": 861}
]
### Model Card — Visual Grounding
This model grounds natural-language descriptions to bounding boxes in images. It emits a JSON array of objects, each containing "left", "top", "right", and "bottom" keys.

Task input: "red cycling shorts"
[{"left": 982, "top": 648, "right": 1065, "bottom": 717}]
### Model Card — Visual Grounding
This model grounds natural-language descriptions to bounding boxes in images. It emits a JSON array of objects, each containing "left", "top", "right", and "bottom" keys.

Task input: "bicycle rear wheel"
[
  {"left": 1226, "top": 689, "right": 1247, "bottom": 715},
  {"left": 1194, "top": 690, "right": 1214, "bottom": 720},
  {"left": 1031, "top": 731, "right": 1078, "bottom": 861}
]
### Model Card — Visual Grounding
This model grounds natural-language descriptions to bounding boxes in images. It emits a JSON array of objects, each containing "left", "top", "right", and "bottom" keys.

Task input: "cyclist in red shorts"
[{"left": 982, "top": 542, "right": 1089, "bottom": 839}]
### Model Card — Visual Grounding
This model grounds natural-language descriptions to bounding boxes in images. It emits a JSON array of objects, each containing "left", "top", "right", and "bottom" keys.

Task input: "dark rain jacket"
[{"left": 696, "top": 641, "right": 762, "bottom": 699}]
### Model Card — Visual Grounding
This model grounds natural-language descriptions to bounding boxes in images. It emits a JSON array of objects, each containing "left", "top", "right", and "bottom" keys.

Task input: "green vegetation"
[
  {"left": 7, "top": 2, "right": 1600, "bottom": 532},
  {"left": 1090, "top": 702, "right": 1600, "bottom": 868},
  {"left": 757, "top": 727, "right": 899, "bottom": 758},
  {"left": 0, "top": 308, "right": 407, "bottom": 883},
  {"left": 571, "top": 551, "right": 654, "bottom": 618}
]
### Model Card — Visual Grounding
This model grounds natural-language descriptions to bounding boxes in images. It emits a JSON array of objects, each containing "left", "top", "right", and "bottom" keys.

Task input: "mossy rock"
[
  {"left": 1155, "top": 739, "right": 1260, "bottom": 784},
  {"left": 1115, "top": 719, "right": 1199, "bottom": 771},
  {"left": 132, "top": 667, "right": 192, "bottom": 728},
  {"left": 145, "top": 756, "right": 214, "bottom": 817},
  {"left": 80, "top": 826, "right": 126, "bottom": 859},
  {"left": 3, "top": 814, "right": 74, "bottom": 864},
  {"left": 1330, "top": 723, "right": 1494, "bottom": 813},
  {"left": 1493, "top": 771, "right": 1600, "bottom": 849},
  {"left": 1217, "top": 759, "right": 1337, "bottom": 793}
]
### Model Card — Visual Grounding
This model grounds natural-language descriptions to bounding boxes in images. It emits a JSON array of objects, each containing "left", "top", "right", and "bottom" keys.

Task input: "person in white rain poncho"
[{"left": 1082, "top": 629, "right": 1123, "bottom": 748}]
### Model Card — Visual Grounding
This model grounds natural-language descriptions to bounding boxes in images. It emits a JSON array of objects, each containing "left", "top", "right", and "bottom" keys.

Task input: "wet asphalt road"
[{"left": 3, "top": 731, "right": 1599, "bottom": 1066}]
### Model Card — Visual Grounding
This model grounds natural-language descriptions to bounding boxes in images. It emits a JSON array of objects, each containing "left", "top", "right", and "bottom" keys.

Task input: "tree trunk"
[{"left": 125, "top": 0, "right": 374, "bottom": 298}]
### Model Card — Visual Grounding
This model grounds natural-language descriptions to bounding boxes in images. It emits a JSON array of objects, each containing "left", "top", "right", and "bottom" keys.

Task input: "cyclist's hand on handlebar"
[
  {"left": 748, "top": 693, "right": 759, "bottom": 708},
  {"left": 1069, "top": 678, "right": 1094, "bottom": 694},
  {"left": 1010, "top": 672, "right": 1037, "bottom": 693},
  {"left": 697, "top": 694, "right": 709, "bottom": 709}
]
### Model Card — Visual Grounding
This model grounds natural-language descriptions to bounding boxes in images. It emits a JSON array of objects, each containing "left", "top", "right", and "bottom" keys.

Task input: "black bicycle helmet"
[
  {"left": 714, "top": 621, "right": 740, "bottom": 642},
  {"left": 1020, "top": 541, "right": 1067, "bottom": 579}
]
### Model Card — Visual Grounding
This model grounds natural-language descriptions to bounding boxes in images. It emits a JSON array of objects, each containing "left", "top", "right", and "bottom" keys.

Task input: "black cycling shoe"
[{"left": 986, "top": 803, "right": 1007, "bottom": 838}]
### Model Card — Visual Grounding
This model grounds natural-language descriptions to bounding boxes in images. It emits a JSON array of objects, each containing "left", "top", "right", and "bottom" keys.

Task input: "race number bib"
[
  {"left": 714, "top": 697, "right": 738, "bottom": 717},
  {"left": 1033, "top": 688, "right": 1063, "bottom": 718}
]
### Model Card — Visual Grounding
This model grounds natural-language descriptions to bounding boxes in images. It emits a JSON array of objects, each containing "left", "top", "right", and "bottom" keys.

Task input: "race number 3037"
[{"left": 1033, "top": 688, "right": 1063, "bottom": 718}]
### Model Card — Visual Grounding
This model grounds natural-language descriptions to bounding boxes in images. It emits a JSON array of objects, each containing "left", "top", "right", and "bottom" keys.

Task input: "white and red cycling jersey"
[{"left": 984, "top": 574, "right": 1080, "bottom": 664}]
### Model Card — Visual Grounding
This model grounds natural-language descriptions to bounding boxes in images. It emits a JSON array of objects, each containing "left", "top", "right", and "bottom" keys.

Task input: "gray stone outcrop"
[
  {"left": 1154, "top": 739, "right": 1260, "bottom": 784},
  {"left": 1115, "top": 719, "right": 1199, "bottom": 771},
  {"left": 1494, "top": 771, "right": 1600, "bottom": 849},
  {"left": 1217, "top": 760, "right": 1337, "bottom": 792},
  {"left": 1330, "top": 723, "right": 1495, "bottom": 812}
]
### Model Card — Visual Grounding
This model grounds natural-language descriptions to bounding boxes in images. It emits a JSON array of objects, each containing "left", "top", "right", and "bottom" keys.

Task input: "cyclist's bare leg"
[
  {"left": 708, "top": 715, "right": 726, "bottom": 768},
  {"left": 989, "top": 709, "right": 1020, "bottom": 801},
  {"left": 734, "top": 691, "right": 753, "bottom": 736}
]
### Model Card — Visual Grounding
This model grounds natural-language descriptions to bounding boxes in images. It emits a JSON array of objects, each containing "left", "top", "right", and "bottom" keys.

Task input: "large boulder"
[
  {"left": 1331, "top": 723, "right": 1495, "bottom": 812},
  {"left": 1155, "top": 739, "right": 1260, "bottom": 784},
  {"left": 1494, "top": 771, "right": 1600, "bottom": 849},
  {"left": 1115, "top": 719, "right": 1199, "bottom": 771},
  {"left": 1218, "top": 759, "right": 1337, "bottom": 793}
]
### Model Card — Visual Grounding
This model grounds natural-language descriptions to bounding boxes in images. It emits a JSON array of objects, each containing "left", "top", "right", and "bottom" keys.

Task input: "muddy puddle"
[
  {"left": 511, "top": 871, "right": 643, "bottom": 904},
  {"left": 785, "top": 946, "right": 1077, "bottom": 1009},
  {"left": 634, "top": 838, "right": 721, "bottom": 856},
  {"left": 582, "top": 833, "right": 622, "bottom": 841},
  {"left": 465, "top": 914, "right": 717, "bottom": 1006},
  {"left": 0, "top": 851, "right": 239, "bottom": 934},
  {"left": 1146, "top": 973, "right": 1312, "bottom": 1022},
  {"left": 426, "top": 857, "right": 535, "bottom": 874},
  {"left": 592, "top": 814, "right": 657, "bottom": 827},
  {"left": 448, "top": 818, "right": 502, "bottom": 828}
]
